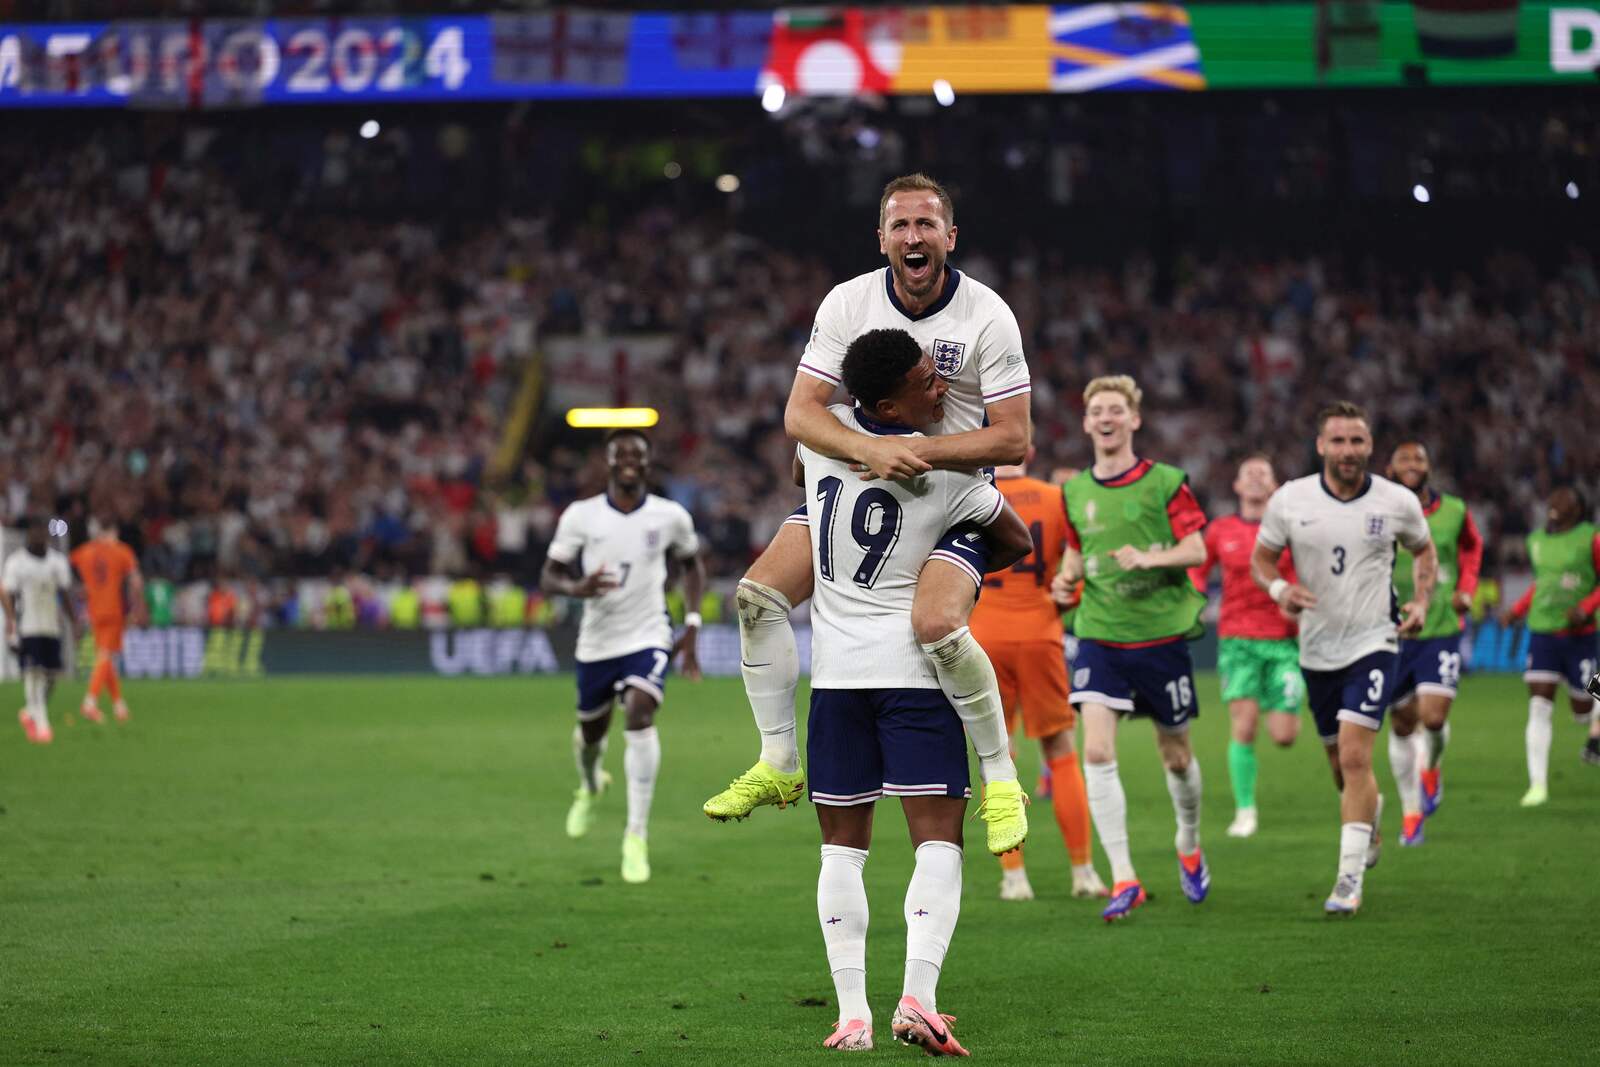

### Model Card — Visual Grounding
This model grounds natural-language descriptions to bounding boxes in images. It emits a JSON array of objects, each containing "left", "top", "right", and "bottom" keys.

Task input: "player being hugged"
[
  {"left": 703, "top": 173, "right": 1032, "bottom": 857},
  {"left": 1500, "top": 486, "right": 1600, "bottom": 803},
  {"left": 540, "top": 429, "right": 705, "bottom": 884},
  {"left": 3, "top": 517, "right": 76, "bottom": 744},
  {"left": 1049, "top": 376, "right": 1210, "bottom": 923},
  {"left": 800, "top": 328, "right": 1033, "bottom": 1054},
  {"left": 1188, "top": 454, "right": 1304, "bottom": 840},
  {"left": 1251, "top": 401, "right": 1435, "bottom": 916},
  {"left": 1384, "top": 442, "right": 1483, "bottom": 842}
]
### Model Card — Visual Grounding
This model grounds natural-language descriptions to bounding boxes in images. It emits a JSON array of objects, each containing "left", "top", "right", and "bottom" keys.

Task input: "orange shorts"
[
  {"left": 986, "top": 640, "right": 1075, "bottom": 739},
  {"left": 91, "top": 619, "right": 125, "bottom": 654}
]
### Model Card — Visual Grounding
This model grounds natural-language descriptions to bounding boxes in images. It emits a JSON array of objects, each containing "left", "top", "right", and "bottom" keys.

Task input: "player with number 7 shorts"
[{"left": 1252, "top": 401, "right": 1435, "bottom": 917}]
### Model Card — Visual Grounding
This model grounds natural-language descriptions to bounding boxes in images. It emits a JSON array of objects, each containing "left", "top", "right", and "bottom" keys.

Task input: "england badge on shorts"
[{"left": 932, "top": 339, "right": 966, "bottom": 378}]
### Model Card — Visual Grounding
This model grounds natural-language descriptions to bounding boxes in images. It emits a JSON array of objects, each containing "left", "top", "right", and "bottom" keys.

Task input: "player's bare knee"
[
  {"left": 1040, "top": 730, "right": 1074, "bottom": 761},
  {"left": 911, "top": 602, "right": 966, "bottom": 648},
  {"left": 1269, "top": 721, "right": 1299, "bottom": 748}
]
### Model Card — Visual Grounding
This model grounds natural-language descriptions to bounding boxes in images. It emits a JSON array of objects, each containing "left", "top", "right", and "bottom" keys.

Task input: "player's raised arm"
[{"left": 908, "top": 393, "right": 1031, "bottom": 470}]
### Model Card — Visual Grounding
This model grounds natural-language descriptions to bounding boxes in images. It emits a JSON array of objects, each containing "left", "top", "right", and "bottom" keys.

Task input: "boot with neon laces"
[
  {"left": 620, "top": 831, "right": 650, "bottom": 884},
  {"left": 80, "top": 697, "right": 104, "bottom": 724},
  {"left": 977, "top": 779, "right": 1028, "bottom": 855},
  {"left": 565, "top": 771, "right": 611, "bottom": 839},
  {"left": 703, "top": 760, "right": 806, "bottom": 822},
  {"left": 891, "top": 996, "right": 968, "bottom": 1057},
  {"left": 822, "top": 1019, "right": 873, "bottom": 1051}
]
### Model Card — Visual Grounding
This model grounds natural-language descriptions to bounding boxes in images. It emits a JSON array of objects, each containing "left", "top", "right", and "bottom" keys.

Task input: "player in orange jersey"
[
  {"left": 69, "top": 517, "right": 144, "bottom": 723},
  {"left": 969, "top": 449, "right": 1108, "bottom": 901}
]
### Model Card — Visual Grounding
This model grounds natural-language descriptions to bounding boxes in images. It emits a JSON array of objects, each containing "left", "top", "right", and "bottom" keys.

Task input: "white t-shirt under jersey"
[
  {"left": 1258, "top": 473, "right": 1431, "bottom": 672},
  {"left": 801, "top": 405, "right": 1004, "bottom": 690},
  {"left": 546, "top": 493, "right": 700, "bottom": 663},
  {"left": 798, "top": 267, "right": 1030, "bottom": 433},
  {"left": 2, "top": 548, "right": 72, "bottom": 638}
]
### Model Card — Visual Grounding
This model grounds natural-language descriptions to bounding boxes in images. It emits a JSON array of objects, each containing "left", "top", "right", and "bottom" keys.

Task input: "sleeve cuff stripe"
[
  {"left": 798, "top": 362, "right": 841, "bottom": 384},
  {"left": 982, "top": 383, "right": 1032, "bottom": 401}
]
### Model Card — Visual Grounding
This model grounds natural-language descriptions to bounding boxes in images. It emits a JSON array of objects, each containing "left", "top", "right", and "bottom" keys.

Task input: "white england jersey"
[
  {"left": 546, "top": 493, "right": 700, "bottom": 663},
  {"left": 801, "top": 405, "right": 1005, "bottom": 690},
  {"left": 798, "top": 268, "right": 1030, "bottom": 433},
  {"left": 2, "top": 548, "right": 72, "bottom": 638},
  {"left": 1258, "top": 474, "right": 1430, "bottom": 671}
]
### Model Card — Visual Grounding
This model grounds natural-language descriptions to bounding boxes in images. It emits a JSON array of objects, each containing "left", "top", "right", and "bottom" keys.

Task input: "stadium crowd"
[{"left": 2, "top": 109, "right": 1596, "bottom": 628}]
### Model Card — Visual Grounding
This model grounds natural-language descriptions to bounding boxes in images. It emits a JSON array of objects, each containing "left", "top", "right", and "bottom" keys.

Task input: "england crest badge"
[{"left": 932, "top": 338, "right": 966, "bottom": 378}]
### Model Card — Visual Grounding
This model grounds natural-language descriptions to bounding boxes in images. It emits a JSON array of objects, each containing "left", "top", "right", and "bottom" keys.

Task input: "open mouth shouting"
[{"left": 900, "top": 248, "right": 935, "bottom": 289}]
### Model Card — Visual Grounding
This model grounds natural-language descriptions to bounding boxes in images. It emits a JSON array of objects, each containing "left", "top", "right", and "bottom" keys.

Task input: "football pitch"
[{"left": 2, "top": 672, "right": 1594, "bottom": 1065}]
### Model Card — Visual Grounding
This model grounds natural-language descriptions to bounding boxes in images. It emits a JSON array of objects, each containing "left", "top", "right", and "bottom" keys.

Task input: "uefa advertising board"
[{"left": 0, "top": 3, "right": 1595, "bottom": 106}]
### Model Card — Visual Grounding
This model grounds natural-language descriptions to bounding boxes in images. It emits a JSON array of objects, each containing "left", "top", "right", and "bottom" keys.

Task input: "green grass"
[{"left": 1, "top": 673, "right": 1594, "bottom": 1065}]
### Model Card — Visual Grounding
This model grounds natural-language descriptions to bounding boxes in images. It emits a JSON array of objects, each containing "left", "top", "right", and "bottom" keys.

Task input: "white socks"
[
  {"left": 1338, "top": 821, "right": 1373, "bottom": 886},
  {"left": 903, "top": 840, "right": 963, "bottom": 1016},
  {"left": 572, "top": 725, "right": 608, "bottom": 794},
  {"left": 623, "top": 726, "right": 660, "bottom": 838},
  {"left": 1085, "top": 760, "right": 1136, "bottom": 884},
  {"left": 919, "top": 627, "right": 1017, "bottom": 784},
  {"left": 736, "top": 581, "right": 801, "bottom": 774},
  {"left": 1164, "top": 757, "right": 1203, "bottom": 854},
  {"left": 1526, "top": 696, "right": 1554, "bottom": 789},
  {"left": 818, "top": 845, "right": 871, "bottom": 1025},
  {"left": 1389, "top": 730, "right": 1423, "bottom": 816},
  {"left": 24, "top": 671, "right": 50, "bottom": 729},
  {"left": 1425, "top": 722, "right": 1450, "bottom": 769}
]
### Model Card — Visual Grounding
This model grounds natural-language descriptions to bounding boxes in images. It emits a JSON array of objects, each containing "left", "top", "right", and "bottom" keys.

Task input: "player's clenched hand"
[
  {"left": 573, "top": 569, "right": 621, "bottom": 598},
  {"left": 1452, "top": 590, "right": 1473, "bottom": 616},
  {"left": 1111, "top": 545, "right": 1151, "bottom": 571},
  {"left": 1399, "top": 600, "right": 1428, "bottom": 636},
  {"left": 854, "top": 436, "right": 932, "bottom": 481},
  {"left": 673, "top": 629, "right": 702, "bottom": 682},
  {"left": 1049, "top": 573, "right": 1080, "bottom": 608},
  {"left": 1278, "top": 584, "right": 1317, "bottom": 617}
]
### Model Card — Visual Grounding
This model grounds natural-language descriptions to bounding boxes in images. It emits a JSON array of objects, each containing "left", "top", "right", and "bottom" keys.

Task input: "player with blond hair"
[{"left": 1051, "top": 375, "right": 1210, "bottom": 922}]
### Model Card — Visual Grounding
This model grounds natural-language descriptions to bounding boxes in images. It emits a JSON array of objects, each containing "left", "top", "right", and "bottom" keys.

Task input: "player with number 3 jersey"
[{"left": 1252, "top": 401, "right": 1435, "bottom": 916}]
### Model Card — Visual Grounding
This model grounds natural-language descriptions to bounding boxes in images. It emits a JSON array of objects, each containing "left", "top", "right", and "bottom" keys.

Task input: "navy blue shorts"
[
  {"left": 575, "top": 647, "right": 671, "bottom": 718},
  {"left": 784, "top": 504, "right": 993, "bottom": 589},
  {"left": 17, "top": 636, "right": 62, "bottom": 672},
  {"left": 1068, "top": 638, "right": 1199, "bottom": 733},
  {"left": 1302, "top": 650, "right": 1399, "bottom": 743},
  {"left": 1394, "top": 634, "right": 1466, "bottom": 704},
  {"left": 1524, "top": 632, "right": 1599, "bottom": 698},
  {"left": 807, "top": 688, "right": 972, "bottom": 806}
]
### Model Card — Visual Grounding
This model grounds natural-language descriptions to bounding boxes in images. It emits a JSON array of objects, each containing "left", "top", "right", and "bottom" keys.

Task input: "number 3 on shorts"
[{"left": 1366, "top": 669, "right": 1384, "bottom": 703}]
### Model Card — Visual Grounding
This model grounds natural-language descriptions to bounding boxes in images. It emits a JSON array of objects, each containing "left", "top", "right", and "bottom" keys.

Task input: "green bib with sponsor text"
[
  {"left": 1063, "top": 463, "right": 1205, "bottom": 643},
  {"left": 1527, "top": 522, "right": 1597, "bottom": 634},
  {"left": 1394, "top": 493, "right": 1465, "bottom": 640}
]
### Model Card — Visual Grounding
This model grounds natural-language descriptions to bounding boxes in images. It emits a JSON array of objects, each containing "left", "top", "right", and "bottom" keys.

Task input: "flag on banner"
[
  {"left": 761, "top": 8, "right": 902, "bottom": 96},
  {"left": 669, "top": 12, "right": 772, "bottom": 70},
  {"left": 493, "top": 9, "right": 632, "bottom": 87},
  {"left": 1048, "top": 4, "right": 1205, "bottom": 92}
]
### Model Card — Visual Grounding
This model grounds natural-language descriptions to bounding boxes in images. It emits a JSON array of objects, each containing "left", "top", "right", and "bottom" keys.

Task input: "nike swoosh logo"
[
  {"left": 953, "top": 691, "right": 981, "bottom": 701},
  {"left": 1359, "top": 704, "right": 1379, "bottom": 712},
  {"left": 926, "top": 1017, "right": 949, "bottom": 1043},
  {"left": 741, "top": 661, "right": 772, "bottom": 669}
]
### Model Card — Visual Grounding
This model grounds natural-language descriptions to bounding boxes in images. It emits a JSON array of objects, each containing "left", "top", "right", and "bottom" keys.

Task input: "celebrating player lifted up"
[
  {"left": 1050, "top": 376, "right": 1210, "bottom": 923},
  {"left": 703, "top": 173, "right": 1033, "bottom": 855},
  {"left": 542, "top": 429, "right": 705, "bottom": 885},
  {"left": 799, "top": 329, "right": 1033, "bottom": 1054},
  {"left": 1252, "top": 402, "right": 1436, "bottom": 916}
]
